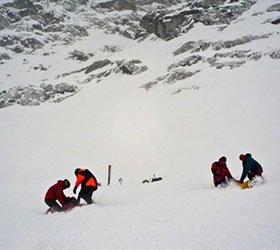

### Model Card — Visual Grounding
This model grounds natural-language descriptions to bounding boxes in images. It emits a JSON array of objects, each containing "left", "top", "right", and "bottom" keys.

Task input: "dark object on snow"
[
  {"left": 142, "top": 175, "right": 163, "bottom": 184},
  {"left": 118, "top": 178, "right": 123, "bottom": 185},
  {"left": 151, "top": 177, "right": 163, "bottom": 182},
  {"left": 271, "top": 18, "right": 280, "bottom": 25}
]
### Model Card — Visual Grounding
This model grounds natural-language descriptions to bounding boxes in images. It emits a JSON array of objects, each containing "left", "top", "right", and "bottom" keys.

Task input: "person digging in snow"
[
  {"left": 73, "top": 168, "right": 98, "bottom": 204},
  {"left": 45, "top": 179, "right": 78, "bottom": 213},
  {"left": 211, "top": 156, "right": 234, "bottom": 187},
  {"left": 237, "top": 153, "right": 263, "bottom": 183}
]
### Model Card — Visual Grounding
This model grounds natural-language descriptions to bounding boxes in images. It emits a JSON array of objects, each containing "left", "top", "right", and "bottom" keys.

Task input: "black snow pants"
[{"left": 78, "top": 186, "right": 97, "bottom": 204}]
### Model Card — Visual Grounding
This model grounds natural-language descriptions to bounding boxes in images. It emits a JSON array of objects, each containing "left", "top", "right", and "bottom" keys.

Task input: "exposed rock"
[
  {"left": 168, "top": 55, "right": 203, "bottom": 71},
  {"left": 164, "top": 69, "right": 200, "bottom": 84},
  {"left": 0, "top": 13, "right": 10, "bottom": 30},
  {"left": 41, "top": 11, "right": 65, "bottom": 26},
  {"left": 18, "top": 8, "right": 37, "bottom": 17},
  {"left": 0, "top": 53, "right": 11, "bottom": 61},
  {"left": 85, "top": 59, "right": 112, "bottom": 74},
  {"left": 206, "top": 50, "right": 262, "bottom": 64},
  {"left": 173, "top": 34, "right": 273, "bottom": 56},
  {"left": 82, "top": 59, "right": 148, "bottom": 84},
  {"left": 191, "top": 0, "right": 225, "bottom": 9},
  {"left": 267, "top": 3, "right": 280, "bottom": 12},
  {"left": 33, "top": 64, "right": 49, "bottom": 71},
  {"left": 20, "top": 37, "right": 44, "bottom": 50},
  {"left": 14, "top": 0, "right": 37, "bottom": 10},
  {"left": 101, "top": 45, "right": 122, "bottom": 53},
  {"left": 268, "top": 50, "right": 280, "bottom": 59},
  {"left": 115, "top": 59, "right": 148, "bottom": 75},
  {"left": 94, "top": 0, "right": 137, "bottom": 11},
  {"left": 173, "top": 40, "right": 211, "bottom": 55},
  {"left": 140, "top": 81, "right": 158, "bottom": 91},
  {"left": 44, "top": 24, "right": 88, "bottom": 38},
  {"left": 141, "top": 68, "right": 199, "bottom": 90},
  {"left": 68, "top": 50, "right": 94, "bottom": 61},
  {"left": 271, "top": 18, "right": 280, "bottom": 25},
  {"left": 0, "top": 35, "right": 20, "bottom": 47},
  {"left": 60, "top": 0, "right": 89, "bottom": 12},
  {"left": 212, "top": 34, "right": 272, "bottom": 51},
  {"left": 53, "top": 82, "right": 77, "bottom": 94},
  {"left": 140, "top": 0, "right": 257, "bottom": 40},
  {"left": 10, "top": 45, "right": 25, "bottom": 53},
  {"left": 171, "top": 85, "right": 200, "bottom": 95},
  {"left": 140, "top": 9, "right": 198, "bottom": 40},
  {"left": 0, "top": 83, "right": 79, "bottom": 109},
  {"left": 210, "top": 61, "right": 246, "bottom": 69}
]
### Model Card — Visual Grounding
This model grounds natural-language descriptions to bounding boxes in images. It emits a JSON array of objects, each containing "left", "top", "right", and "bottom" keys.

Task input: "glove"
[{"left": 73, "top": 186, "right": 77, "bottom": 194}]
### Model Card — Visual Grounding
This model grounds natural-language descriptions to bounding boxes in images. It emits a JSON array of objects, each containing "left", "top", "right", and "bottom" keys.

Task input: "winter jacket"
[
  {"left": 75, "top": 169, "right": 98, "bottom": 189},
  {"left": 240, "top": 154, "right": 263, "bottom": 182},
  {"left": 45, "top": 180, "right": 67, "bottom": 208},
  {"left": 211, "top": 162, "right": 232, "bottom": 185}
]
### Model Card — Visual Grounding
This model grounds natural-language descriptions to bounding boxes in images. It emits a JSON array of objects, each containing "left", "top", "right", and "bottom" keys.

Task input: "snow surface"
[{"left": 1, "top": 0, "right": 280, "bottom": 249}]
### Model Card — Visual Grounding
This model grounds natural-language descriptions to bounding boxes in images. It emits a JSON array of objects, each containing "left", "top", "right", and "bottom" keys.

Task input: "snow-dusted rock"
[
  {"left": 0, "top": 83, "right": 78, "bottom": 108},
  {"left": 115, "top": 59, "right": 148, "bottom": 75},
  {"left": 85, "top": 59, "right": 112, "bottom": 74},
  {"left": 168, "top": 55, "right": 203, "bottom": 71},
  {"left": 140, "top": 0, "right": 257, "bottom": 40},
  {"left": 68, "top": 50, "right": 94, "bottom": 61}
]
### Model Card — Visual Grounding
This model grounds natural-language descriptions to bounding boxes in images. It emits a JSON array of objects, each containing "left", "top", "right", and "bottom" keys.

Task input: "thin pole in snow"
[{"left": 108, "top": 165, "right": 112, "bottom": 186}]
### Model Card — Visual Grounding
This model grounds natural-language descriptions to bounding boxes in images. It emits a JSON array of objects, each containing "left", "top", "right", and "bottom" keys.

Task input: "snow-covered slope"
[{"left": 0, "top": 0, "right": 280, "bottom": 249}]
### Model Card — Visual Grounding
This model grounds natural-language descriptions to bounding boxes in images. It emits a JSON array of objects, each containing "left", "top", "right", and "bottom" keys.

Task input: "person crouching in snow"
[
  {"left": 73, "top": 168, "right": 98, "bottom": 205},
  {"left": 45, "top": 179, "right": 71, "bottom": 212},
  {"left": 238, "top": 153, "right": 263, "bottom": 183},
  {"left": 211, "top": 156, "right": 234, "bottom": 187}
]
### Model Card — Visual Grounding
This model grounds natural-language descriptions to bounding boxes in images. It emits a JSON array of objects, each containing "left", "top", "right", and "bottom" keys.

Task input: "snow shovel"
[{"left": 235, "top": 180, "right": 250, "bottom": 189}]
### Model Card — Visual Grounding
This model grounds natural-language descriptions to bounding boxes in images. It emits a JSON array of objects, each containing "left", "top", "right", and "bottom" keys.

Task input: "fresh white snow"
[{"left": 0, "top": 0, "right": 280, "bottom": 249}]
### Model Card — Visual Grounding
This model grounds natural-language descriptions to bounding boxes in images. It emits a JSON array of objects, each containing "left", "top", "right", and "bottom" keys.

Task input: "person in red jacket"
[
  {"left": 211, "top": 156, "right": 233, "bottom": 187},
  {"left": 45, "top": 179, "right": 71, "bottom": 212},
  {"left": 73, "top": 168, "right": 98, "bottom": 204}
]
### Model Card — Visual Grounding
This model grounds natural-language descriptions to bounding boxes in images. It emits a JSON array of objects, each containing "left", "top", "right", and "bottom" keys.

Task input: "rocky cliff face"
[
  {"left": 140, "top": 0, "right": 259, "bottom": 40},
  {"left": 0, "top": 0, "right": 280, "bottom": 108},
  {"left": 0, "top": 0, "right": 267, "bottom": 54}
]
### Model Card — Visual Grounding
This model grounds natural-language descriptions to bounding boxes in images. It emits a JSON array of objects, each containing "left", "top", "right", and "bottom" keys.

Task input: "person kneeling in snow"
[
  {"left": 238, "top": 153, "right": 263, "bottom": 183},
  {"left": 45, "top": 179, "right": 78, "bottom": 213},
  {"left": 211, "top": 156, "right": 234, "bottom": 187},
  {"left": 73, "top": 168, "right": 98, "bottom": 205}
]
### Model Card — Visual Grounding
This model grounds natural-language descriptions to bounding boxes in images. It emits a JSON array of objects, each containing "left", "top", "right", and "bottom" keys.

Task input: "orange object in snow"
[{"left": 235, "top": 180, "right": 250, "bottom": 189}]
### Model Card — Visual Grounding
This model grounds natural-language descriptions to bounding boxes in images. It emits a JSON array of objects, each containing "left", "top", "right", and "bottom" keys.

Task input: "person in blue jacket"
[{"left": 238, "top": 153, "right": 263, "bottom": 183}]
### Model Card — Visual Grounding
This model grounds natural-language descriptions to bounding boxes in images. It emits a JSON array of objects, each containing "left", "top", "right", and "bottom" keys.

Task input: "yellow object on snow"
[{"left": 235, "top": 180, "right": 250, "bottom": 189}]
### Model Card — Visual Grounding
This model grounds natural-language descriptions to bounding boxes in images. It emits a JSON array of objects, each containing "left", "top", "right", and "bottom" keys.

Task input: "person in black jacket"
[{"left": 238, "top": 153, "right": 263, "bottom": 183}]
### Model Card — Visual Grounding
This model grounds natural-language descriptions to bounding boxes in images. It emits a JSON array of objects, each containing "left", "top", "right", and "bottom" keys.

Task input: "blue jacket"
[{"left": 240, "top": 154, "right": 263, "bottom": 182}]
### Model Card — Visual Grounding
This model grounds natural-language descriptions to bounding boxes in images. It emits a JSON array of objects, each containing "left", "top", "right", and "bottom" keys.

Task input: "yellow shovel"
[{"left": 235, "top": 180, "right": 250, "bottom": 189}]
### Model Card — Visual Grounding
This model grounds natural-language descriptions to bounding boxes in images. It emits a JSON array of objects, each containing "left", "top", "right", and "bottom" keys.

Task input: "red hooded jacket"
[
  {"left": 45, "top": 180, "right": 67, "bottom": 207},
  {"left": 211, "top": 161, "right": 232, "bottom": 185}
]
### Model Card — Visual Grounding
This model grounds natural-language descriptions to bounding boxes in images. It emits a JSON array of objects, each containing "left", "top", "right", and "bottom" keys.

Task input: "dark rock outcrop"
[
  {"left": 0, "top": 83, "right": 78, "bottom": 109},
  {"left": 271, "top": 18, "right": 280, "bottom": 25},
  {"left": 140, "top": 0, "right": 258, "bottom": 40},
  {"left": 267, "top": 3, "right": 280, "bottom": 12},
  {"left": 85, "top": 59, "right": 112, "bottom": 74},
  {"left": 95, "top": 0, "right": 137, "bottom": 11},
  {"left": 173, "top": 34, "right": 273, "bottom": 56}
]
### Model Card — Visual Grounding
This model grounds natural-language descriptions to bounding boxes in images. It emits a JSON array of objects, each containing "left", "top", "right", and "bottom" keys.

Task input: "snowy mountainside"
[
  {"left": 1, "top": 0, "right": 279, "bottom": 108},
  {"left": 0, "top": 0, "right": 280, "bottom": 250}
]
